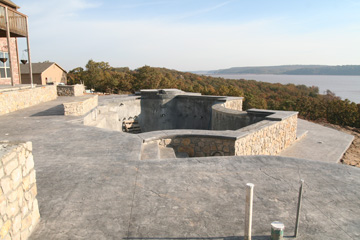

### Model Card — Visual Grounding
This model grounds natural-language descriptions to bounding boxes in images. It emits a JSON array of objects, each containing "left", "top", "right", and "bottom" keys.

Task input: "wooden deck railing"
[{"left": 0, "top": 4, "right": 27, "bottom": 37}]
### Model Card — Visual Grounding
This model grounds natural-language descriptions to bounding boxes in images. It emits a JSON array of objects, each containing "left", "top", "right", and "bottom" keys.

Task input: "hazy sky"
[{"left": 15, "top": 0, "right": 360, "bottom": 71}]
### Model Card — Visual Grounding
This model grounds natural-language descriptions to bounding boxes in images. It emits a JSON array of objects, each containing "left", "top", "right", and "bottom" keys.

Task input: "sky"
[{"left": 15, "top": 0, "right": 360, "bottom": 71}]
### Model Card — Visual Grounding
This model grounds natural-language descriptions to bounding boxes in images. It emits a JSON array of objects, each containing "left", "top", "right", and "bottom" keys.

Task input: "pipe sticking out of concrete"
[
  {"left": 244, "top": 183, "right": 254, "bottom": 240},
  {"left": 294, "top": 179, "right": 305, "bottom": 237},
  {"left": 271, "top": 221, "right": 285, "bottom": 240}
]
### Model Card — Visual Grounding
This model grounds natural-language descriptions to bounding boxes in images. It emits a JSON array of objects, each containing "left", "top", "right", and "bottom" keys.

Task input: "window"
[{"left": 0, "top": 51, "right": 11, "bottom": 79}]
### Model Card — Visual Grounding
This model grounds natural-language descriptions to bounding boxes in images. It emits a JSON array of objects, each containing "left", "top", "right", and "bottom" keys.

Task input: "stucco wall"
[
  {"left": 0, "top": 38, "right": 20, "bottom": 85},
  {"left": 41, "top": 64, "right": 67, "bottom": 85},
  {"left": 0, "top": 141, "right": 40, "bottom": 240},
  {"left": 21, "top": 64, "right": 67, "bottom": 85},
  {"left": 0, "top": 86, "right": 57, "bottom": 116}
]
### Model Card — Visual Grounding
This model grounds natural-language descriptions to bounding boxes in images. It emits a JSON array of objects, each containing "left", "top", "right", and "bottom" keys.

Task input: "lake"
[{"left": 209, "top": 74, "right": 360, "bottom": 103}]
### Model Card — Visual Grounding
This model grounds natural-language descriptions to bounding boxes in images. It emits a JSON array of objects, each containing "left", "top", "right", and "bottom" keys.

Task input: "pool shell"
[{"left": 84, "top": 89, "right": 298, "bottom": 158}]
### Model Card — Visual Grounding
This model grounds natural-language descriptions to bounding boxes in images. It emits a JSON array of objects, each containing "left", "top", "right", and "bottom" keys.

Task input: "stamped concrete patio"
[{"left": 0, "top": 96, "right": 358, "bottom": 240}]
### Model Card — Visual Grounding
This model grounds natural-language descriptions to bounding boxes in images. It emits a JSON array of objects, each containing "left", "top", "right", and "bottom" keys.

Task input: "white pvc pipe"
[{"left": 244, "top": 183, "right": 254, "bottom": 240}]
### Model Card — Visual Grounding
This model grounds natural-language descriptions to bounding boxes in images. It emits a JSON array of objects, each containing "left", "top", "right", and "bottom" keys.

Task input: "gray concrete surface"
[
  {"left": 280, "top": 119, "right": 354, "bottom": 163},
  {"left": 0, "top": 96, "right": 359, "bottom": 240}
]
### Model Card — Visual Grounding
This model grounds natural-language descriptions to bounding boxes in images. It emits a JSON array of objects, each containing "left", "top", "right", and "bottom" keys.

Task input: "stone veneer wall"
[
  {"left": 144, "top": 113, "right": 298, "bottom": 159},
  {"left": 63, "top": 95, "right": 98, "bottom": 116},
  {"left": 222, "top": 99, "right": 243, "bottom": 111},
  {"left": 159, "top": 137, "right": 235, "bottom": 157},
  {"left": 57, "top": 85, "right": 85, "bottom": 96},
  {"left": 0, "top": 86, "right": 57, "bottom": 116},
  {"left": 0, "top": 141, "right": 40, "bottom": 240},
  {"left": 235, "top": 114, "right": 298, "bottom": 155}
]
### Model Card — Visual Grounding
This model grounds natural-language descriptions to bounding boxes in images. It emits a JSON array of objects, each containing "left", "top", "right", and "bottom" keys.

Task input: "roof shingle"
[
  {"left": 20, "top": 62, "right": 55, "bottom": 74},
  {"left": 20, "top": 62, "right": 67, "bottom": 74}
]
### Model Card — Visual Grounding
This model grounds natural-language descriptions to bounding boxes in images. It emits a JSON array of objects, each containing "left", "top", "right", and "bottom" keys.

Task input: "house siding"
[
  {"left": 41, "top": 64, "right": 67, "bottom": 85},
  {"left": 21, "top": 63, "right": 67, "bottom": 85}
]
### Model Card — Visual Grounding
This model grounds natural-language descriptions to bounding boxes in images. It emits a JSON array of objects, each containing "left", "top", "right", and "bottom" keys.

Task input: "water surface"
[{"left": 209, "top": 74, "right": 360, "bottom": 103}]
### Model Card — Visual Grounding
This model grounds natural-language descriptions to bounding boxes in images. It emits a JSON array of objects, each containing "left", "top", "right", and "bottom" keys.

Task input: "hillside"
[
  {"left": 68, "top": 60, "right": 360, "bottom": 128},
  {"left": 208, "top": 65, "right": 360, "bottom": 75}
]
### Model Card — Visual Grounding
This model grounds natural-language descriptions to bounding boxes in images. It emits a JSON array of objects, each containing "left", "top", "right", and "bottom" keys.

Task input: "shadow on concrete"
[
  {"left": 30, "top": 104, "right": 64, "bottom": 116},
  {"left": 124, "top": 236, "right": 271, "bottom": 240}
]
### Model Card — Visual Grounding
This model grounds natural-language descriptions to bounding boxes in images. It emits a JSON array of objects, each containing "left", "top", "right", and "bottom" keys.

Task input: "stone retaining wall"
[
  {"left": 0, "top": 141, "right": 40, "bottom": 240},
  {"left": 159, "top": 137, "right": 235, "bottom": 157},
  {"left": 63, "top": 95, "right": 98, "bottom": 116},
  {"left": 57, "top": 85, "right": 85, "bottom": 96},
  {"left": 222, "top": 98, "right": 243, "bottom": 111},
  {"left": 141, "top": 110, "right": 298, "bottom": 159},
  {"left": 235, "top": 114, "right": 298, "bottom": 155},
  {"left": 0, "top": 86, "right": 57, "bottom": 116}
]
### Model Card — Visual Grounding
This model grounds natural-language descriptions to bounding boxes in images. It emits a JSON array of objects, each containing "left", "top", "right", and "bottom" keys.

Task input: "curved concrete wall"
[
  {"left": 138, "top": 89, "right": 243, "bottom": 132},
  {"left": 84, "top": 90, "right": 245, "bottom": 133},
  {"left": 211, "top": 104, "right": 270, "bottom": 130},
  {"left": 81, "top": 89, "right": 298, "bottom": 159},
  {"left": 140, "top": 110, "right": 298, "bottom": 159},
  {"left": 84, "top": 96, "right": 141, "bottom": 132}
]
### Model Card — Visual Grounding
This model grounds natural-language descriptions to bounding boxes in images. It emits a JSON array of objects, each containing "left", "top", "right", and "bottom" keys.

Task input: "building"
[
  {"left": 21, "top": 62, "right": 67, "bottom": 85},
  {"left": 0, "top": 0, "right": 32, "bottom": 86}
]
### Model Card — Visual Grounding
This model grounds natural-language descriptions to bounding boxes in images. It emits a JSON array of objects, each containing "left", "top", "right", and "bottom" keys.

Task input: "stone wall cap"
[
  {"left": 247, "top": 109, "right": 298, "bottom": 120},
  {"left": 0, "top": 141, "right": 25, "bottom": 158},
  {"left": 212, "top": 104, "right": 246, "bottom": 115},
  {"left": 176, "top": 95, "right": 227, "bottom": 101},
  {"left": 63, "top": 95, "right": 98, "bottom": 105},
  {"left": 99, "top": 95, "right": 140, "bottom": 106},
  {"left": 139, "top": 129, "right": 239, "bottom": 142}
]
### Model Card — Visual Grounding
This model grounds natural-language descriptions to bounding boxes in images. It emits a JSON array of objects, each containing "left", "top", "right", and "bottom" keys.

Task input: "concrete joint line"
[{"left": 126, "top": 164, "right": 141, "bottom": 238}]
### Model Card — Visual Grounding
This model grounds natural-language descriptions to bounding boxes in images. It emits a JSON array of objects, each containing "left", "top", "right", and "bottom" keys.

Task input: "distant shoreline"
[
  {"left": 193, "top": 65, "right": 360, "bottom": 76},
  {"left": 208, "top": 73, "right": 360, "bottom": 77}
]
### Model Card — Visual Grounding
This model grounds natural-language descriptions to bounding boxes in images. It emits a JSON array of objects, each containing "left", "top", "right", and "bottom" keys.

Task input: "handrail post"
[{"left": 25, "top": 15, "right": 33, "bottom": 88}]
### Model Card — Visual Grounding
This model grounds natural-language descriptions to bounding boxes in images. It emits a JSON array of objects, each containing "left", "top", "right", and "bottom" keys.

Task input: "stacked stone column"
[{"left": 0, "top": 142, "right": 40, "bottom": 240}]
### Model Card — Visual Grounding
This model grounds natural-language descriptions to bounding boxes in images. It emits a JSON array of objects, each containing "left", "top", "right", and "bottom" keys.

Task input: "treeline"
[{"left": 67, "top": 60, "right": 360, "bottom": 128}]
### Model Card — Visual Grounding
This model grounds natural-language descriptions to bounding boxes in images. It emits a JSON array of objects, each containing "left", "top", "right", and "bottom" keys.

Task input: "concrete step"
[
  {"left": 296, "top": 129, "right": 308, "bottom": 141},
  {"left": 141, "top": 141, "right": 160, "bottom": 160},
  {"left": 159, "top": 146, "right": 176, "bottom": 159}
]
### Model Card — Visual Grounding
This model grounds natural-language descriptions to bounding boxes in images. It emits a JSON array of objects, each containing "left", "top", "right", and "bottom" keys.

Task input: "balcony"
[{"left": 0, "top": 3, "right": 27, "bottom": 38}]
